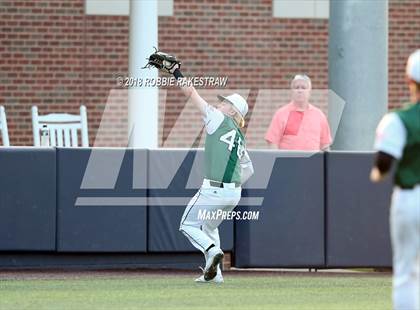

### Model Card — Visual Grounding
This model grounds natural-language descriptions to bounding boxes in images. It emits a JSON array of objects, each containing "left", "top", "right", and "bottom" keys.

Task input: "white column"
[
  {"left": 329, "top": 0, "right": 388, "bottom": 150},
  {"left": 128, "top": 0, "right": 158, "bottom": 148}
]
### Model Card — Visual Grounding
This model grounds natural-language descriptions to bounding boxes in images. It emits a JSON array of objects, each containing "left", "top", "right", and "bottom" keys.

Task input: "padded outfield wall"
[{"left": 0, "top": 148, "right": 392, "bottom": 268}]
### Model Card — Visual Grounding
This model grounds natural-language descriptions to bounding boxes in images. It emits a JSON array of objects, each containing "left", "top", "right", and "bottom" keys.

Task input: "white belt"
[{"left": 203, "top": 179, "right": 240, "bottom": 189}]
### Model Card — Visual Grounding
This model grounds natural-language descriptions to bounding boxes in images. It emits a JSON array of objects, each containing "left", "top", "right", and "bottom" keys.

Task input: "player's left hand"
[{"left": 142, "top": 48, "right": 181, "bottom": 74}]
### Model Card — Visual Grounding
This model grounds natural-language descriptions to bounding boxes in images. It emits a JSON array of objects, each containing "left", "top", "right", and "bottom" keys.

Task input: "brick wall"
[
  {"left": 0, "top": 0, "right": 418, "bottom": 147},
  {"left": 388, "top": 0, "right": 420, "bottom": 109}
]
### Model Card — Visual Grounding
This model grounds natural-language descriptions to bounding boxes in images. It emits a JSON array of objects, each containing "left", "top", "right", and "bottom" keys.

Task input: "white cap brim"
[{"left": 217, "top": 94, "right": 228, "bottom": 102}]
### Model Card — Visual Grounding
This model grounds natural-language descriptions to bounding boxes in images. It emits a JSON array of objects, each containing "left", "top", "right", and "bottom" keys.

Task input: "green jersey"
[
  {"left": 395, "top": 103, "right": 420, "bottom": 188},
  {"left": 203, "top": 107, "right": 246, "bottom": 184}
]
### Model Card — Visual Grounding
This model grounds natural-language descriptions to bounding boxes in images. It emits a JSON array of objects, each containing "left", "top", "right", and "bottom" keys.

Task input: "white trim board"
[
  {"left": 85, "top": 0, "right": 173, "bottom": 16},
  {"left": 273, "top": 0, "right": 329, "bottom": 19}
]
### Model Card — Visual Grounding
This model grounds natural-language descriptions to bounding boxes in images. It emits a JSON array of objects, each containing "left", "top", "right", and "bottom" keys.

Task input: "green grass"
[{"left": 0, "top": 274, "right": 391, "bottom": 310}]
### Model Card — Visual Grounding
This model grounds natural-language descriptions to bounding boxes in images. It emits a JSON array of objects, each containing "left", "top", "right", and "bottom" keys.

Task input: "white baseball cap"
[
  {"left": 217, "top": 93, "right": 249, "bottom": 118},
  {"left": 406, "top": 49, "right": 420, "bottom": 83}
]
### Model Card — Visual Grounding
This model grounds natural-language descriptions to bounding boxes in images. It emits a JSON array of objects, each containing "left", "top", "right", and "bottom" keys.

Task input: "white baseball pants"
[
  {"left": 390, "top": 185, "right": 420, "bottom": 310},
  {"left": 179, "top": 179, "right": 241, "bottom": 254}
]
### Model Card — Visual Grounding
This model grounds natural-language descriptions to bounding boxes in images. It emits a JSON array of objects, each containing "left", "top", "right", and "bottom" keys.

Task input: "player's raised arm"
[
  {"left": 172, "top": 68, "right": 208, "bottom": 116},
  {"left": 143, "top": 49, "right": 208, "bottom": 116}
]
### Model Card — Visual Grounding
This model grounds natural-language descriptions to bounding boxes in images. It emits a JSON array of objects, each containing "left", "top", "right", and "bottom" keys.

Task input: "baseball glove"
[{"left": 142, "top": 48, "right": 181, "bottom": 74}]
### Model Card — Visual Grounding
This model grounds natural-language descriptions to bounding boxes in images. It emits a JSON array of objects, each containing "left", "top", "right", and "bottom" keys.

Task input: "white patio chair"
[
  {"left": 0, "top": 106, "right": 10, "bottom": 146},
  {"left": 32, "top": 105, "right": 89, "bottom": 147}
]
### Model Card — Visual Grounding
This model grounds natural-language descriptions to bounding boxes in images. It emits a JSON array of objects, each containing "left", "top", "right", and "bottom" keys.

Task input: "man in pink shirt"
[{"left": 265, "top": 74, "right": 332, "bottom": 151}]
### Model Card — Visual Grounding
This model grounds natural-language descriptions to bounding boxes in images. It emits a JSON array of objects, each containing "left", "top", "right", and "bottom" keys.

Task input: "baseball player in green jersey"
[
  {"left": 370, "top": 49, "right": 420, "bottom": 310},
  {"left": 143, "top": 50, "right": 254, "bottom": 283},
  {"left": 176, "top": 77, "right": 253, "bottom": 283}
]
